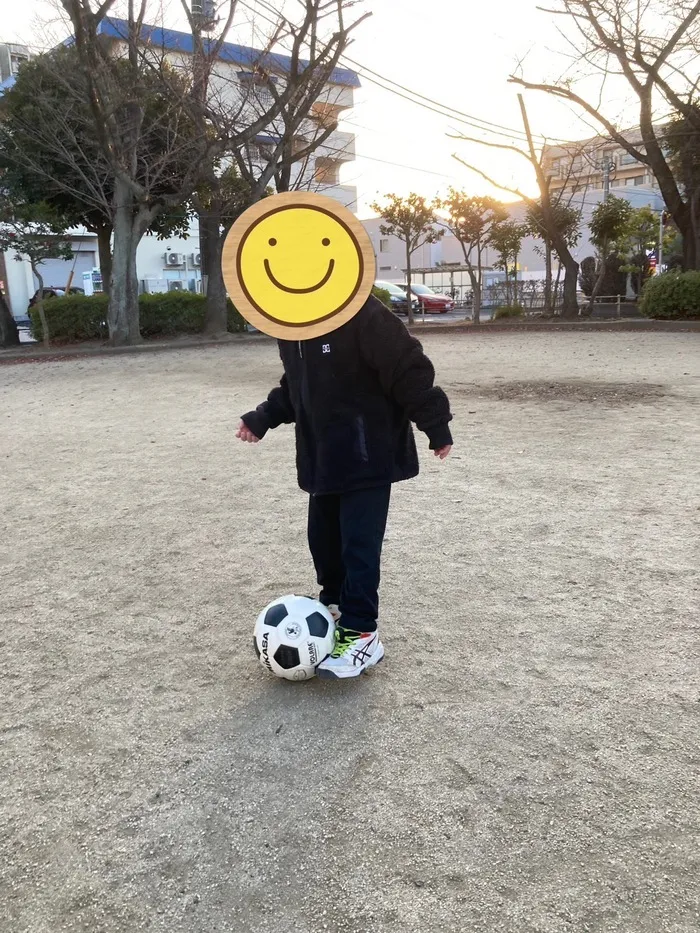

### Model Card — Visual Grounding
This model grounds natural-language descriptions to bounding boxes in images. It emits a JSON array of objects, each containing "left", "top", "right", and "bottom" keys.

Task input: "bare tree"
[
  {"left": 173, "top": 0, "right": 368, "bottom": 335},
  {"left": 452, "top": 96, "right": 583, "bottom": 318},
  {"left": 52, "top": 1, "right": 365, "bottom": 343},
  {"left": 510, "top": 0, "right": 700, "bottom": 269}
]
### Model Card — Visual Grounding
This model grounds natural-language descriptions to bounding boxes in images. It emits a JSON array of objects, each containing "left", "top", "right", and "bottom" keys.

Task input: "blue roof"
[{"left": 98, "top": 18, "right": 360, "bottom": 88}]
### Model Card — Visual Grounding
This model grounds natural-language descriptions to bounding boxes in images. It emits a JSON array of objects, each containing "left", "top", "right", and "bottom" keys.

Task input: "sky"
[{"left": 3, "top": 0, "right": 641, "bottom": 216}]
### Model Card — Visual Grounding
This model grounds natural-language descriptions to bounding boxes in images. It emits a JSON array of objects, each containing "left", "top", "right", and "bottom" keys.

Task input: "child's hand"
[
  {"left": 236, "top": 420, "right": 260, "bottom": 444},
  {"left": 434, "top": 445, "right": 452, "bottom": 460}
]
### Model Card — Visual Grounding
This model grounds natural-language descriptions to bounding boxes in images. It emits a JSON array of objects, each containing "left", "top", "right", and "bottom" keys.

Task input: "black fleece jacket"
[{"left": 242, "top": 296, "right": 453, "bottom": 496}]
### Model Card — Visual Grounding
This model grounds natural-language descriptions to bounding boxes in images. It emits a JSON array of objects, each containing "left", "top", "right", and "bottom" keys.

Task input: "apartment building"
[
  {"left": 0, "top": 42, "right": 29, "bottom": 85},
  {"left": 542, "top": 130, "right": 658, "bottom": 195},
  {"left": 1, "top": 19, "right": 360, "bottom": 315}
]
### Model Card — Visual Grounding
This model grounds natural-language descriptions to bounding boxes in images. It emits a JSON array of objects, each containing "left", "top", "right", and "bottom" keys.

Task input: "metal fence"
[
  {"left": 436, "top": 282, "right": 638, "bottom": 318},
  {"left": 441, "top": 281, "right": 568, "bottom": 313}
]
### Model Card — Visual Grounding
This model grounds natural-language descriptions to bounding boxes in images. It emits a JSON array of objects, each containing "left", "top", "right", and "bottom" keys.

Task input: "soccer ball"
[{"left": 253, "top": 595, "right": 336, "bottom": 681}]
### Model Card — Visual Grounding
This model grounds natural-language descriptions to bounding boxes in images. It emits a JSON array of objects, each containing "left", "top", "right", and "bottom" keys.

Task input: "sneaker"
[{"left": 316, "top": 626, "right": 384, "bottom": 679}]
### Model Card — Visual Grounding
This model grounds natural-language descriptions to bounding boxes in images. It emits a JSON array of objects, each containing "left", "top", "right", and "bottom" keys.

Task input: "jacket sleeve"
[
  {"left": 241, "top": 372, "right": 295, "bottom": 440},
  {"left": 359, "top": 300, "right": 453, "bottom": 449}
]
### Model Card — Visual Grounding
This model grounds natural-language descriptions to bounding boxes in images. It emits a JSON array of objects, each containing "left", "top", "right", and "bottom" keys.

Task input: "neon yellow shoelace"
[{"left": 330, "top": 628, "right": 362, "bottom": 659}]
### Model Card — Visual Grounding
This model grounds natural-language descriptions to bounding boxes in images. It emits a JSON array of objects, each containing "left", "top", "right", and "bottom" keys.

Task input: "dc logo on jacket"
[{"left": 322, "top": 344, "right": 331, "bottom": 354}]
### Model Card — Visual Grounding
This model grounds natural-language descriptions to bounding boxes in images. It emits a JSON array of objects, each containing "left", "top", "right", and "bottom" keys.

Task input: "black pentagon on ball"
[
  {"left": 274, "top": 644, "right": 301, "bottom": 670},
  {"left": 265, "top": 603, "right": 289, "bottom": 627},
  {"left": 253, "top": 636, "right": 261, "bottom": 659},
  {"left": 306, "top": 611, "right": 330, "bottom": 638}
]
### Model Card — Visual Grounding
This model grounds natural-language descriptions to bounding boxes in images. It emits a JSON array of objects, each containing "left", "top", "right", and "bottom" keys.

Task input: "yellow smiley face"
[{"left": 222, "top": 192, "right": 376, "bottom": 340}]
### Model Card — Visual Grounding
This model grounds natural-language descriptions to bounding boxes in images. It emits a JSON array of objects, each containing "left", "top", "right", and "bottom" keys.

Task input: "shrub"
[
  {"left": 639, "top": 271, "right": 700, "bottom": 320},
  {"left": 29, "top": 293, "right": 109, "bottom": 343},
  {"left": 493, "top": 304, "right": 524, "bottom": 320},
  {"left": 140, "top": 292, "right": 246, "bottom": 336},
  {"left": 578, "top": 254, "right": 627, "bottom": 298},
  {"left": 372, "top": 285, "right": 392, "bottom": 308},
  {"left": 29, "top": 291, "right": 247, "bottom": 342}
]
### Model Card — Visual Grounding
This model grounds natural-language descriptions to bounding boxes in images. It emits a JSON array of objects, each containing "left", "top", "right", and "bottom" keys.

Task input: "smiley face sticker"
[{"left": 221, "top": 192, "right": 376, "bottom": 340}]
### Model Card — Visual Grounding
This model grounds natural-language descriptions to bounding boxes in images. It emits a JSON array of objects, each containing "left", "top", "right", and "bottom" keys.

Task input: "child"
[{"left": 237, "top": 294, "right": 452, "bottom": 679}]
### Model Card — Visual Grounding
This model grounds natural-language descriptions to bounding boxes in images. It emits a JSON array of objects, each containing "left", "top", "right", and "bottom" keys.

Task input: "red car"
[{"left": 399, "top": 283, "right": 454, "bottom": 313}]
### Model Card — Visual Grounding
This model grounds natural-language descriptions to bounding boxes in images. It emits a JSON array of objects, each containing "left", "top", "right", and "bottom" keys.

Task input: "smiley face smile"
[{"left": 263, "top": 257, "right": 336, "bottom": 294}]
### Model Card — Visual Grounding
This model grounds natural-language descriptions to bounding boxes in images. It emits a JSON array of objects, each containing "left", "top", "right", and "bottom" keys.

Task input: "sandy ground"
[{"left": 1, "top": 331, "right": 699, "bottom": 933}]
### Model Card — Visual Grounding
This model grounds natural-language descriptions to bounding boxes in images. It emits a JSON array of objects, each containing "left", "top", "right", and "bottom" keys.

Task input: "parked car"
[
  {"left": 27, "top": 286, "right": 85, "bottom": 309},
  {"left": 374, "top": 280, "right": 418, "bottom": 316},
  {"left": 398, "top": 282, "right": 454, "bottom": 313}
]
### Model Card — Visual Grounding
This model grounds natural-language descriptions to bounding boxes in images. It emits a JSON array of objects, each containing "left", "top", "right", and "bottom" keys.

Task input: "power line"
[{"left": 342, "top": 56, "right": 562, "bottom": 146}]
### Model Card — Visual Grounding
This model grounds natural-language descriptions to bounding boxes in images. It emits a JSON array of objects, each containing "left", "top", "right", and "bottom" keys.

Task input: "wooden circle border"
[{"left": 221, "top": 191, "right": 376, "bottom": 341}]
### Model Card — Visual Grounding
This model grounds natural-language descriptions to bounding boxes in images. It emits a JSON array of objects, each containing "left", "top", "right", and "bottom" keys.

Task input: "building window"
[
  {"left": 314, "top": 157, "right": 339, "bottom": 185},
  {"left": 379, "top": 265, "right": 392, "bottom": 271},
  {"left": 238, "top": 71, "right": 276, "bottom": 107},
  {"left": 379, "top": 238, "right": 389, "bottom": 253},
  {"left": 619, "top": 148, "right": 644, "bottom": 165},
  {"left": 10, "top": 53, "right": 28, "bottom": 75}
]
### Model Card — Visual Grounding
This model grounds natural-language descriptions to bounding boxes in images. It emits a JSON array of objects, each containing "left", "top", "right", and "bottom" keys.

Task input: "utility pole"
[
  {"left": 190, "top": 0, "right": 218, "bottom": 296},
  {"left": 601, "top": 156, "right": 614, "bottom": 201},
  {"left": 658, "top": 209, "right": 665, "bottom": 274}
]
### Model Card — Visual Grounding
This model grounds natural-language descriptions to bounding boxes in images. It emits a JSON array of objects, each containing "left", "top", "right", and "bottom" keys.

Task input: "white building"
[
  {"left": 1, "top": 18, "right": 359, "bottom": 319},
  {"left": 363, "top": 183, "right": 664, "bottom": 297}
]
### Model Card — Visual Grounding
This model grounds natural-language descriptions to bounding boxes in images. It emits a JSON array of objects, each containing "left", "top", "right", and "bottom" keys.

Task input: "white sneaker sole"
[{"left": 317, "top": 641, "right": 385, "bottom": 680}]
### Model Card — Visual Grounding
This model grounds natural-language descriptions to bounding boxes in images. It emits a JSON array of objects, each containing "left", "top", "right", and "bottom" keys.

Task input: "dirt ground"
[{"left": 1, "top": 331, "right": 699, "bottom": 933}]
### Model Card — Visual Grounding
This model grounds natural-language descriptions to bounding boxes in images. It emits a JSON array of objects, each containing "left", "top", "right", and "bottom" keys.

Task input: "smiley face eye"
[
  {"left": 268, "top": 238, "right": 277, "bottom": 246},
  {"left": 322, "top": 238, "right": 330, "bottom": 246}
]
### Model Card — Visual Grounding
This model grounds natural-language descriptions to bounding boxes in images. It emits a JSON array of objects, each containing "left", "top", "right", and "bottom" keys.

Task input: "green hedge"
[
  {"left": 493, "top": 304, "right": 525, "bottom": 320},
  {"left": 372, "top": 285, "right": 392, "bottom": 308},
  {"left": 29, "top": 291, "right": 247, "bottom": 343},
  {"left": 639, "top": 271, "right": 700, "bottom": 321},
  {"left": 29, "top": 293, "right": 109, "bottom": 342}
]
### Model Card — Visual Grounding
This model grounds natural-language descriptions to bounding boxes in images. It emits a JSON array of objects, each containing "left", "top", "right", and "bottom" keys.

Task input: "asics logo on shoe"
[{"left": 352, "top": 634, "right": 376, "bottom": 665}]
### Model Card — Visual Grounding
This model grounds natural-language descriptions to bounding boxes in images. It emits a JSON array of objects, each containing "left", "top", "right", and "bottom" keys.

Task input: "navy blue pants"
[{"left": 307, "top": 485, "right": 391, "bottom": 633}]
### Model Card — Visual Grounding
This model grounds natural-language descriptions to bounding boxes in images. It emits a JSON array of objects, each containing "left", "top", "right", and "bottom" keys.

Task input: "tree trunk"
[
  {"left": 406, "top": 245, "right": 414, "bottom": 326},
  {"left": 553, "top": 261, "right": 563, "bottom": 314},
  {"left": 109, "top": 179, "right": 144, "bottom": 346},
  {"left": 544, "top": 243, "right": 552, "bottom": 314},
  {"left": 474, "top": 245, "right": 483, "bottom": 323},
  {"left": 560, "top": 258, "right": 579, "bottom": 320},
  {"left": 681, "top": 191, "right": 700, "bottom": 270},
  {"left": 96, "top": 224, "right": 113, "bottom": 298},
  {"left": 0, "top": 287, "right": 20, "bottom": 347},
  {"left": 467, "top": 267, "right": 479, "bottom": 323},
  {"left": 202, "top": 209, "right": 228, "bottom": 336},
  {"left": 588, "top": 252, "right": 608, "bottom": 313},
  {"left": 32, "top": 265, "right": 50, "bottom": 349}
]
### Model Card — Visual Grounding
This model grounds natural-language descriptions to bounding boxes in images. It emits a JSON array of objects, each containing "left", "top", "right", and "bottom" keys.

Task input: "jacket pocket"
[{"left": 356, "top": 416, "right": 369, "bottom": 463}]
